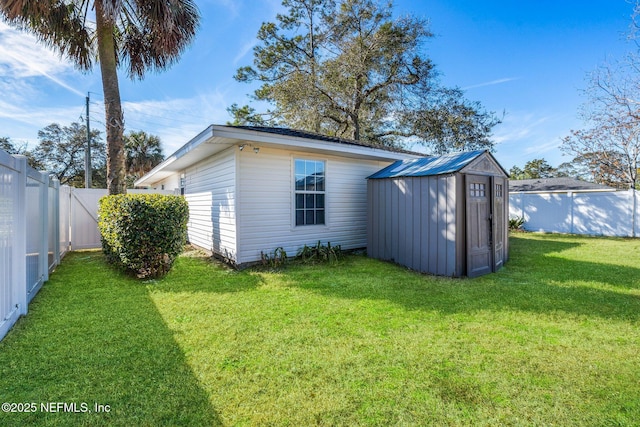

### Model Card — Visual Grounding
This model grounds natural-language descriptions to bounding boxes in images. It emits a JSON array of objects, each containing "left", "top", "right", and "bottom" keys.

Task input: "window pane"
[
  {"left": 296, "top": 194, "right": 304, "bottom": 209},
  {"left": 305, "top": 210, "right": 315, "bottom": 225},
  {"left": 315, "top": 175, "right": 325, "bottom": 191},
  {"left": 305, "top": 194, "right": 315, "bottom": 209},
  {"left": 295, "top": 160, "right": 305, "bottom": 175},
  {"left": 316, "top": 209, "right": 325, "bottom": 225},
  {"left": 316, "top": 194, "right": 324, "bottom": 208},
  {"left": 295, "top": 174, "right": 305, "bottom": 191},
  {"left": 296, "top": 210, "right": 304, "bottom": 226}
]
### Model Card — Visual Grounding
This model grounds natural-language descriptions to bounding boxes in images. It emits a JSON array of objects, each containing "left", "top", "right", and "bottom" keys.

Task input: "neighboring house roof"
[
  {"left": 135, "top": 125, "right": 422, "bottom": 187},
  {"left": 509, "top": 178, "right": 615, "bottom": 193},
  {"left": 367, "top": 150, "right": 506, "bottom": 179}
]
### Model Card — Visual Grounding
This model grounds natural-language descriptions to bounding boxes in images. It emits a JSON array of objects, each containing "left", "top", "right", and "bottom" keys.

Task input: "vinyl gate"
[
  {"left": 66, "top": 188, "right": 174, "bottom": 250},
  {"left": 70, "top": 188, "right": 106, "bottom": 250}
]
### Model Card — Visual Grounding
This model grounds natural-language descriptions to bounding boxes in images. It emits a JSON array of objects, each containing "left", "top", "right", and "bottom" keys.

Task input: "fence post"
[
  {"left": 12, "top": 156, "right": 27, "bottom": 316},
  {"left": 568, "top": 191, "right": 574, "bottom": 234},
  {"left": 633, "top": 189, "right": 638, "bottom": 239},
  {"left": 52, "top": 178, "right": 60, "bottom": 268},
  {"left": 40, "top": 171, "right": 49, "bottom": 283}
]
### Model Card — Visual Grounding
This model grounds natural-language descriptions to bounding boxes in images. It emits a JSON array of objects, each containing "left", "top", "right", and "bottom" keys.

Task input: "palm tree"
[
  {"left": 0, "top": 0, "right": 199, "bottom": 194},
  {"left": 125, "top": 130, "right": 164, "bottom": 185}
]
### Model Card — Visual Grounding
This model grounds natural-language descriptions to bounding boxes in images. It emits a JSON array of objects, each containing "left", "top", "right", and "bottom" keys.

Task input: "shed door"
[
  {"left": 492, "top": 177, "right": 506, "bottom": 271},
  {"left": 466, "top": 175, "right": 492, "bottom": 277}
]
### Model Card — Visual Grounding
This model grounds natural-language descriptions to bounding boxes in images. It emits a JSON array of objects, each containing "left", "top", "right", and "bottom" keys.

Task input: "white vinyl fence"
[
  {"left": 1, "top": 147, "right": 173, "bottom": 342},
  {"left": 509, "top": 189, "right": 639, "bottom": 238},
  {"left": 1, "top": 151, "right": 66, "bottom": 342}
]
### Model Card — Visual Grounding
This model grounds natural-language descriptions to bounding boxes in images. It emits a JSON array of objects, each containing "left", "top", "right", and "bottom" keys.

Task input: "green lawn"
[{"left": 1, "top": 233, "right": 639, "bottom": 426}]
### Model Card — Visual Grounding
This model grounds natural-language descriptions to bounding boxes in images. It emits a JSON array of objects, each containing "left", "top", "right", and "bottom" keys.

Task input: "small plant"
[
  {"left": 509, "top": 216, "right": 525, "bottom": 231},
  {"left": 296, "top": 241, "right": 342, "bottom": 263},
  {"left": 261, "top": 247, "right": 288, "bottom": 268}
]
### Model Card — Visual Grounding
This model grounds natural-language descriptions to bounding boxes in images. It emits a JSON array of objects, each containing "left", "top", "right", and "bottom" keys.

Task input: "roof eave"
[{"left": 136, "top": 125, "right": 420, "bottom": 187}]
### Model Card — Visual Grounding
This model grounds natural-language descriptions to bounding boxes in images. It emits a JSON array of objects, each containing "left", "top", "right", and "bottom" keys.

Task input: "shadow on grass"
[
  {"left": 277, "top": 235, "right": 640, "bottom": 321},
  {"left": 0, "top": 251, "right": 221, "bottom": 427},
  {"left": 156, "top": 253, "right": 262, "bottom": 293},
  {"left": 507, "top": 234, "right": 640, "bottom": 289}
]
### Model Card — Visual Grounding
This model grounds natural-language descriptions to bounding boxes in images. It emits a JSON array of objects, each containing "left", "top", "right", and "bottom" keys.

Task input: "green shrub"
[
  {"left": 509, "top": 216, "right": 525, "bottom": 231},
  {"left": 296, "top": 241, "right": 342, "bottom": 263},
  {"left": 261, "top": 247, "right": 288, "bottom": 268},
  {"left": 98, "top": 194, "right": 189, "bottom": 279}
]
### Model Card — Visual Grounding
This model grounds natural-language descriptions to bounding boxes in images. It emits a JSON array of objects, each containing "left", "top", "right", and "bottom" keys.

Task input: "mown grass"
[{"left": 0, "top": 233, "right": 639, "bottom": 426}]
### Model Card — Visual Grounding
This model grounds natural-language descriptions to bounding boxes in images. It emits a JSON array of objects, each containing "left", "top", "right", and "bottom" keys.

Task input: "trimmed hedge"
[{"left": 98, "top": 194, "right": 189, "bottom": 279}]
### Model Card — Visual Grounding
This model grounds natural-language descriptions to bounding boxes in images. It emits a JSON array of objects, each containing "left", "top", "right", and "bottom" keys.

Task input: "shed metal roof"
[{"left": 367, "top": 150, "right": 486, "bottom": 179}]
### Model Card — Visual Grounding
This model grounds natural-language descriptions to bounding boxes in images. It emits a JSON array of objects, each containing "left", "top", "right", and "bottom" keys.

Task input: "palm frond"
[{"left": 0, "top": 0, "right": 94, "bottom": 70}]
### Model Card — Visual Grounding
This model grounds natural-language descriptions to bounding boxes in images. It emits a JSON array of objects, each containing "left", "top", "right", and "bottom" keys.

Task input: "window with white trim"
[{"left": 294, "top": 159, "right": 325, "bottom": 226}]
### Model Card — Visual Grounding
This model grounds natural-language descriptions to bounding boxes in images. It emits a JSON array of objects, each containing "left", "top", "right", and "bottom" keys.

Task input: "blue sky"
[{"left": 0, "top": 0, "right": 636, "bottom": 170}]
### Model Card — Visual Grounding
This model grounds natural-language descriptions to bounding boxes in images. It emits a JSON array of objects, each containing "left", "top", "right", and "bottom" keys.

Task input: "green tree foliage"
[
  {"left": 1, "top": 137, "right": 23, "bottom": 155},
  {"left": 234, "top": 0, "right": 499, "bottom": 152},
  {"left": 0, "top": 0, "right": 200, "bottom": 194},
  {"left": 557, "top": 153, "right": 630, "bottom": 188},
  {"left": 0, "top": 137, "right": 39, "bottom": 167},
  {"left": 124, "top": 131, "right": 164, "bottom": 187},
  {"left": 33, "top": 122, "right": 105, "bottom": 187},
  {"left": 509, "top": 158, "right": 557, "bottom": 180},
  {"left": 226, "top": 104, "right": 267, "bottom": 126}
]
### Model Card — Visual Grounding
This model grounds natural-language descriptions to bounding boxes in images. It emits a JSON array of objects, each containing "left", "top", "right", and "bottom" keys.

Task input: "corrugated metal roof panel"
[{"left": 368, "top": 150, "right": 486, "bottom": 179}]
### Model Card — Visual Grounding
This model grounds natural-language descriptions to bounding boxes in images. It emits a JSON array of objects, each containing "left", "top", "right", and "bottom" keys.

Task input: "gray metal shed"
[{"left": 367, "top": 150, "right": 509, "bottom": 277}]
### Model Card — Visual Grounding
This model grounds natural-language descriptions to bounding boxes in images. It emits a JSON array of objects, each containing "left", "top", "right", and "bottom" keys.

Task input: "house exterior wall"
[
  {"left": 162, "top": 174, "right": 181, "bottom": 193},
  {"left": 236, "top": 146, "right": 392, "bottom": 265},
  {"left": 367, "top": 174, "right": 461, "bottom": 276},
  {"left": 183, "top": 147, "right": 237, "bottom": 261}
]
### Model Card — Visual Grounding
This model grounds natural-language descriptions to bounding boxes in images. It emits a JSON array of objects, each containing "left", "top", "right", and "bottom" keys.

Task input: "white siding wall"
[
  {"left": 184, "top": 148, "right": 237, "bottom": 261},
  {"left": 236, "top": 146, "right": 391, "bottom": 264},
  {"left": 157, "top": 174, "right": 181, "bottom": 193}
]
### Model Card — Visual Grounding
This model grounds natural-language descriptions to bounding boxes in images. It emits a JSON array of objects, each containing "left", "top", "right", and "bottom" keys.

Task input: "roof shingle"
[{"left": 228, "top": 125, "right": 422, "bottom": 156}]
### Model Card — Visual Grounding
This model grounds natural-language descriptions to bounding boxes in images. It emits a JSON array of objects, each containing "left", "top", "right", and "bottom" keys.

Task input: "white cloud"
[
  {"left": 233, "top": 39, "right": 257, "bottom": 65},
  {"left": 463, "top": 77, "right": 520, "bottom": 91},
  {"left": 0, "top": 99, "right": 82, "bottom": 126},
  {"left": 0, "top": 21, "right": 84, "bottom": 97},
  {"left": 492, "top": 111, "right": 574, "bottom": 169},
  {"left": 492, "top": 113, "right": 551, "bottom": 145},
  {"left": 120, "top": 90, "right": 233, "bottom": 154}
]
